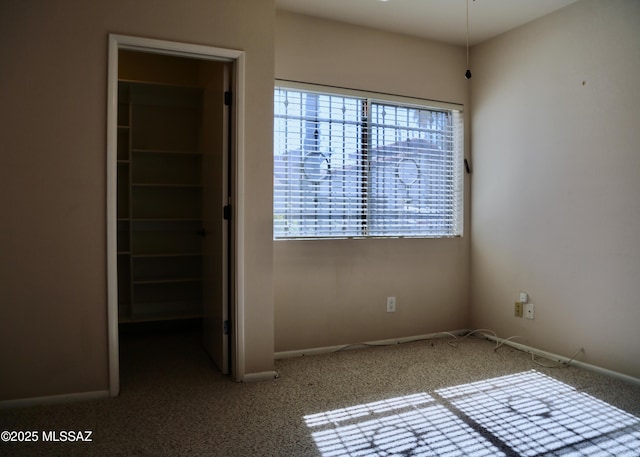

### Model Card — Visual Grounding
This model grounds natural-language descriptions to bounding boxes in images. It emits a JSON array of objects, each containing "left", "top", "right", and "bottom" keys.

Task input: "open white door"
[{"left": 201, "top": 62, "right": 232, "bottom": 374}]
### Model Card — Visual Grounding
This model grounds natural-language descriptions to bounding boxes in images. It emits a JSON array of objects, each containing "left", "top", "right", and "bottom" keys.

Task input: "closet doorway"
[{"left": 107, "top": 35, "right": 246, "bottom": 396}]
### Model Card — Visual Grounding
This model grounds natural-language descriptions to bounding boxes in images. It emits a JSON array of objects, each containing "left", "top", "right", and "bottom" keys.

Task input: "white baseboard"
[
  {"left": 240, "top": 371, "right": 280, "bottom": 382},
  {"left": 274, "top": 329, "right": 471, "bottom": 360},
  {"left": 481, "top": 333, "right": 640, "bottom": 387},
  {"left": 0, "top": 390, "right": 110, "bottom": 410}
]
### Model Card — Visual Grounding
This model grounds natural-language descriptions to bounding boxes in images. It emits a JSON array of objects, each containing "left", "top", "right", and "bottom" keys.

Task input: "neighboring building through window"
[{"left": 274, "top": 83, "right": 464, "bottom": 240}]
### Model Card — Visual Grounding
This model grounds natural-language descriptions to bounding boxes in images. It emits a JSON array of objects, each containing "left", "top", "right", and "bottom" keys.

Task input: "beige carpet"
[{"left": 1, "top": 328, "right": 639, "bottom": 456}]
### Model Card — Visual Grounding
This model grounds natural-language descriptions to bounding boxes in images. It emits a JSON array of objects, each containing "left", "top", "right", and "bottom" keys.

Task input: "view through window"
[{"left": 274, "top": 84, "right": 464, "bottom": 240}]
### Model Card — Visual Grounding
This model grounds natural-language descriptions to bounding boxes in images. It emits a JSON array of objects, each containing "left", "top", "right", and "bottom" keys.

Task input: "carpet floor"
[{"left": 1, "top": 328, "right": 639, "bottom": 456}]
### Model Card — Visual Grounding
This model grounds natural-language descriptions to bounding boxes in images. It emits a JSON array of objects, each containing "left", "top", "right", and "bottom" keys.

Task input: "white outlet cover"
[
  {"left": 387, "top": 297, "right": 396, "bottom": 312},
  {"left": 519, "top": 292, "right": 528, "bottom": 303},
  {"left": 525, "top": 303, "right": 535, "bottom": 319}
]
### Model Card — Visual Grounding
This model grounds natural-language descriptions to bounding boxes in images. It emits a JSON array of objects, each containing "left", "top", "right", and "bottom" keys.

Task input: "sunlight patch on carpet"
[{"left": 305, "top": 370, "right": 640, "bottom": 457}]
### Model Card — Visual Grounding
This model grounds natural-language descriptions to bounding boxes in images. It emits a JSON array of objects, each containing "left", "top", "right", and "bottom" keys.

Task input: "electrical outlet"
[
  {"left": 386, "top": 297, "right": 396, "bottom": 313},
  {"left": 519, "top": 292, "right": 529, "bottom": 303},
  {"left": 525, "top": 303, "right": 535, "bottom": 319},
  {"left": 514, "top": 302, "right": 523, "bottom": 318}
]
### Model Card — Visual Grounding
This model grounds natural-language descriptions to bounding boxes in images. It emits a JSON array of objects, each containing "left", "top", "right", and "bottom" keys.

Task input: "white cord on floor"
[
  {"left": 330, "top": 328, "right": 584, "bottom": 370},
  {"left": 447, "top": 328, "right": 497, "bottom": 347},
  {"left": 530, "top": 347, "right": 584, "bottom": 369},
  {"left": 484, "top": 331, "right": 584, "bottom": 369},
  {"left": 439, "top": 328, "right": 584, "bottom": 369}
]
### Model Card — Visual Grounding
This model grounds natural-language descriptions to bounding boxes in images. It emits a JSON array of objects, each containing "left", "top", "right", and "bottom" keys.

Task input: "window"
[{"left": 274, "top": 83, "right": 464, "bottom": 240}]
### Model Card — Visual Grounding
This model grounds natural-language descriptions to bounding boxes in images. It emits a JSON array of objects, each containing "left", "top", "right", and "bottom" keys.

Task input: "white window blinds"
[{"left": 274, "top": 84, "right": 464, "bottom": 240}]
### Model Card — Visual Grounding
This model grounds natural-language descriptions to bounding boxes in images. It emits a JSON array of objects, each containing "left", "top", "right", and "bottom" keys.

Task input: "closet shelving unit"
[{"left": 117, "top": 81, "right": 205, "bottom": 323}]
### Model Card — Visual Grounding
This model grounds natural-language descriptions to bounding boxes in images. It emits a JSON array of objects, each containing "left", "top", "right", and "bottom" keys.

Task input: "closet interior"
[{"left": 116, "top": 50, "right": 227, "bottom": 327}]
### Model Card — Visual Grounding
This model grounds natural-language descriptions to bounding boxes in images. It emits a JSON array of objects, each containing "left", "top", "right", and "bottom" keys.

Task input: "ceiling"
[{"left": 275, "top": 0, "right": 578, "bottom": 46}]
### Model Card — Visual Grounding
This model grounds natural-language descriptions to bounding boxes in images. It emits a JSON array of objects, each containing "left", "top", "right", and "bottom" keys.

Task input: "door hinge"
[
  {"left": 223, "top": 204, "right": 232, "bottom": 220},
  {"left": 223, "top": 320, "right": 231, "bottom": 335},
  {"left": 224, "top": 91, "right": 232, "bottom": 106}
]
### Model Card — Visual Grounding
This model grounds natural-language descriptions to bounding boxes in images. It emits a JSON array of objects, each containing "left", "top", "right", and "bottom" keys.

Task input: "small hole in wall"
[{"left": 582, "top": 81, "right": 586, "bottom": 85}]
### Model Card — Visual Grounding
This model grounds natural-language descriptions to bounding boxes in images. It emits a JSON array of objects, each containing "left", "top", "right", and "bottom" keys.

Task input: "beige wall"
[
  {"left": 470, "top": 0, "right": 640, "bottom": 378},
  {"left": 0, "top": 0, "right": 275, "bottom": 401},
  {"left": 274, "top": 11, "right": 471, "bottom": 352}
]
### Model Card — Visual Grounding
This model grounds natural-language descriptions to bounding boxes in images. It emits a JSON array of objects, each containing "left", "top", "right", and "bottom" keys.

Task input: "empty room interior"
[{"left": 1, "top": 0, "right": 639, "bottom": 456}]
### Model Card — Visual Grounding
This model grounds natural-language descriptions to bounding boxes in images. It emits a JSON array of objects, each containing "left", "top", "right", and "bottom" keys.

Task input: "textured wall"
[
  {"left": 0, "top": 0, "right": 275, "bottom": 401},
  {"left": 470, "top": 0, "right": 640, "bottom": 378},
  {"left": 274, "top": 11, "right": 470, "bottom": 352}
]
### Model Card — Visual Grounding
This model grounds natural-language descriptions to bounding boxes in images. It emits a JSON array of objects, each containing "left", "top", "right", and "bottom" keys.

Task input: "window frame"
[{"left": 273, "top": 80, "right": 464, "bottom": 241}]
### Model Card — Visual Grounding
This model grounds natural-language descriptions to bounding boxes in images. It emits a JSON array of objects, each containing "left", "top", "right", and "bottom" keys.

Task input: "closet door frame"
[{"left": 106, "top": 34, "right": 246, "bottom": 396}]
